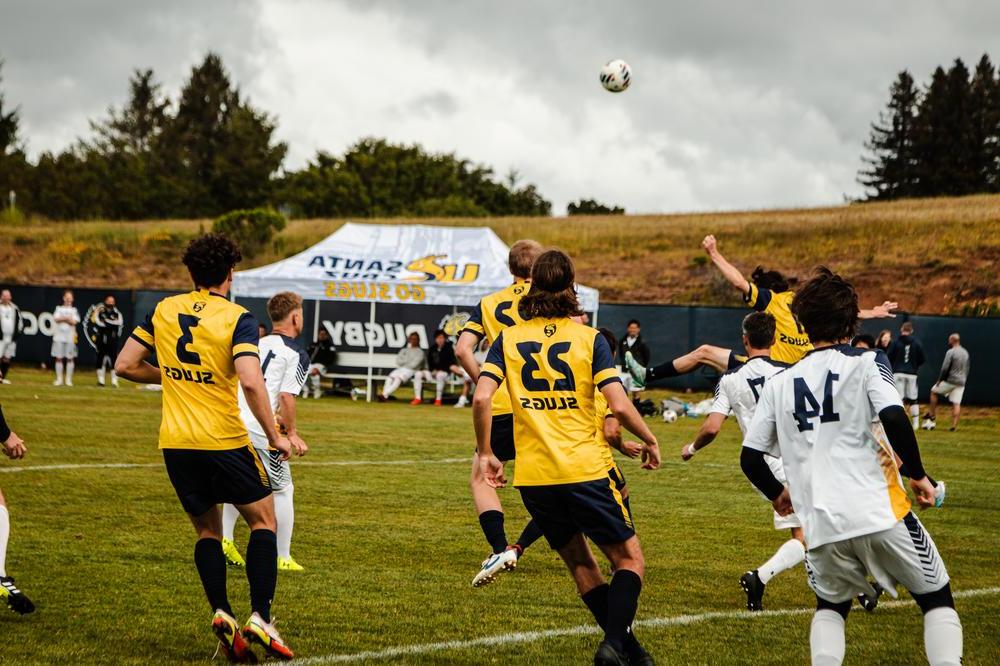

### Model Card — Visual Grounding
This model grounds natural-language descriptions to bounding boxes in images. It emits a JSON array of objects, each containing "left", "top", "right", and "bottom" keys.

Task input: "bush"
[
  {"left": 567, "top": 199, "right": 625, "bottom": 216},
  {"left": 212, "top": 207, "right": 286, "bottom": 257}
]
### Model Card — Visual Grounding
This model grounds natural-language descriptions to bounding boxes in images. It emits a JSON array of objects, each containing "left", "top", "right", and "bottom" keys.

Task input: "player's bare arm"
[
  {"left": 471, "top": 374, "right": 505, "bottom": 487},
  {"left": 702, "top": 235, "right": 751, "bottom": 295},
  {"left": 455, "top": 330, "right": 482, "bottom": 383},
  {"left": 115, "top": 337, "right": 162, "bottom": 384},
  {"left": 277, "top": 392, "right": 307, "bottom": 456},
  {"left": 2, "top": 430, "right": 25, "bottom": 460},
  {"left": 601, "top": 381, "right": 660, "bottom": 469},
  {"left": 236, "top": 355, "right": 291, "bottom": 460},
  {"left": 682, "top": 411, "right": 726, "bottom": 460},
  {"left": 859, "top": 301, "right": 899, "bottom": 319},
  {"left": 603, "top": 416, "right": 642, "bottom": 458}
]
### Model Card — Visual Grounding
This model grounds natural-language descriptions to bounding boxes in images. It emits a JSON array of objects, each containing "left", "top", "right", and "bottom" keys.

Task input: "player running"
[
  {"left": 676, "top": 312, "right": 804, "bottom": 611},
  {"left": 116, "top": 234, "right": 300, "bottom": 662},
  {"left": 623, "top": 234, "right": 897, "bottom": 387},
  {"left": 474, "top": 250, "right": 661, "bottom": 666},
  {"left": 0, "top": 404, "right": 34, "bottom": 615},
  {"left": 456, "top": 239, "right": 547, "bottom": 587},
  {"left": 222, "top": 292, "right": 310, "bottom": 573},
  {"left": 741, "top": 267, "right": 962, "bottom": 666}
]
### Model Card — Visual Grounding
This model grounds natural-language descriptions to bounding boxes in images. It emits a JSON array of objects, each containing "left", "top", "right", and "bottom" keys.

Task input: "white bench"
[{"left": 318, "top": 351, "right": 467, "bottom": 398}]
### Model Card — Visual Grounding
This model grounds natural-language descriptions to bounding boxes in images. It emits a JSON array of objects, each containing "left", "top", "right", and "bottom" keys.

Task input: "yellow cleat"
[
  {"left": 222, "top": 538, "right": 246, "bottom": 567},
  {"left": 277, "top": 556, "right": 304, "bottom": 572},
  {"left": 242, "top": 612, "right": 293, "bottom": 660}
]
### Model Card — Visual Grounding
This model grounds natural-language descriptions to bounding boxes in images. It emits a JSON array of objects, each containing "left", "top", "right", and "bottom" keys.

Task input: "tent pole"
[
  {"left": 366, "top": 301, "right": 376, "bottom": 402},
  {"left": 592, "top": 304, "right": 599, "bottom": 327},
  {"left": 313, "top": 300, "right": 320, "bottom": 340}
]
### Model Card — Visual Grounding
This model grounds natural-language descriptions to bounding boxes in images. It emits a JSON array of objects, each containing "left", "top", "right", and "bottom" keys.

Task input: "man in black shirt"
[
  {"left": 304, "top": 328, "right": 337, "bottom": 399},
  {"left": 887, "top": 321, "right": 926, "bottom": 429},
  {"left": 419, "top": 329, "right": 463, "bottom": 406},
  {"left": 89, "top": 295, "right": 125, "bottom": 388}
]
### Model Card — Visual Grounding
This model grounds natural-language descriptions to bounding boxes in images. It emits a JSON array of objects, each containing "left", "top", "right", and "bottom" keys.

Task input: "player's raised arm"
[
  {"left": 859, "top": 301, "right": 898, "bottom": 319},
  {"left": 703, "top": 235, "right": 751, "bottom": 296}
]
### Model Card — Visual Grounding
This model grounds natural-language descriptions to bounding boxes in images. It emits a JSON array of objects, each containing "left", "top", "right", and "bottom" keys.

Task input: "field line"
[{"left": 287, "top": 586, "right": 1000, "bottom": 664}]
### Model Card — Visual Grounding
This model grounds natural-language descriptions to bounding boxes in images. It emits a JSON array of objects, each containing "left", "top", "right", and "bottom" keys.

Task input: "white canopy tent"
[{"left": 232, "top": 223, "right": 600, "bottom": 399}]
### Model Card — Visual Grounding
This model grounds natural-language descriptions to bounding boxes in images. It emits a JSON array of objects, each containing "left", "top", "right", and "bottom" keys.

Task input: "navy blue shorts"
[
  {"left": 163, "top": 445, "right": 272, "bottom": 517},
  {"left": 491, "top": 413, "right": 515, "bottom": 462},
  {"left": 518, "top": 474, "right": 635, "bottom": 550}
]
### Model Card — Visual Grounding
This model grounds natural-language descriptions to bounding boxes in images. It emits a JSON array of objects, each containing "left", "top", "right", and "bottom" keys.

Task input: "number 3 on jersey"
[
  {"left": 176, "top": 314, "right": 202, "bottom": 365},
  {"left": 793, "top": 371, "right": 840, "bottom": 432}
]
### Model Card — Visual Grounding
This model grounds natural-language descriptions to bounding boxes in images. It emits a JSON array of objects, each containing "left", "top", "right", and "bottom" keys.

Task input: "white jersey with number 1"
[{"left": 237, "top": 334, "right": 309, "bottom": 448}]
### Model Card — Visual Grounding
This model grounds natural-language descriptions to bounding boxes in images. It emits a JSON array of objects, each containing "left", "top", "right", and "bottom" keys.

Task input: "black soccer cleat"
[
  {"left": 857, "top": 582, "right": 884, "bottom": 612},
  {"left": 624, "top": 641, "right": 655, "bottom": 666},
  {"left": 739, "top": 570, "right": 766, "bottom": 612},
  {"left": 0, "top": 576, "right": 35, "bottom": 615},
  {"left": 594, "top": 641, "right": 629, "bottom": 666}
]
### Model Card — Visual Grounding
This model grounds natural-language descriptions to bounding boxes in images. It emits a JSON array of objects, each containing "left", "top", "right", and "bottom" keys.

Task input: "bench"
[{"left": 317, "top": 351, "right": 467, "bottom": 400}]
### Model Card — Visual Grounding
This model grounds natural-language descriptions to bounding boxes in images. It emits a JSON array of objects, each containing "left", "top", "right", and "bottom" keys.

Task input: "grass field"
[
  {"left": 5, "top": 193, "right": 1000, "bottom": 314},
  {"left": 0, "top": 368, "right": 997, "bottom": 664}
]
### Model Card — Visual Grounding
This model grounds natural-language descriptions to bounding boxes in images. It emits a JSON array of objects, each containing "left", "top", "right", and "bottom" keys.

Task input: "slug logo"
[{"left": 404, "top": 255, "right": 480, "bottom": 283}]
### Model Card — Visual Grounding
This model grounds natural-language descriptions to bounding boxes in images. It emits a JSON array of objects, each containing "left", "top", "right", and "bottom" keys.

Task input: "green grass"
[{"left": 0, "top": 368, "right": 997, "bottom": 664}]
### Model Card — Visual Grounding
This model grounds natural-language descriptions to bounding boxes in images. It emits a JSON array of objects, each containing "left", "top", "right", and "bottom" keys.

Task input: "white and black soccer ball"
[
  {"left": 921, "top": 418, "right": 937, "bottom": 431},
  {"left": 662, "top": 408, "right": 678, "bottom": 424},
  {"left": 600, "top": 59, "right": 631, "bottom": 93}
]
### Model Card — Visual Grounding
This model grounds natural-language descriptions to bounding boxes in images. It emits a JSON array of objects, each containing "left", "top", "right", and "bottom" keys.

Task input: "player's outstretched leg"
[
  {"left": 810, "top": 598, "right": 850, "bottom": 666},
  {"left": 220, "top": 504, "right": 246, "bottom": 567},
  {"left": 625, "top": 345, "right": 733, "bottom": 389},
  {"left": 0, "top": 499, "right": 34, "bottom": 615},
  {"left": 741, "top": 532, "right": 805, "bottom": 611},
  {"left": 237, "top": 497, "right": 293, "bottom": 660}
]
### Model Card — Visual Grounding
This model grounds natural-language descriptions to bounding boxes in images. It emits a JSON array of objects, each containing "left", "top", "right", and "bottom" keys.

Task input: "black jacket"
[
  {"left": 308, "top": 339, "right": 337, "bottom": 367},
  {"left": 427, "top": 342, "right": 458, "bottom": 372},
  {"left": 887, "top": 334, "right": 925, "bottom": 374},
  {"left": 619, "top": 334, "right": 650, "bottom": 366}
]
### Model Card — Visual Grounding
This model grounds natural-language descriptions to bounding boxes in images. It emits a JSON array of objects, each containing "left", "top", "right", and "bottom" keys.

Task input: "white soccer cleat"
[
  {"left": 53, "top": 379, "right": 63, "bottom": 386},
  {"left": 472, "top": 549, "right": 518, "bottom": 588},
  {"left": 454, "top": 395, "right": 469, "bottom": 408}
]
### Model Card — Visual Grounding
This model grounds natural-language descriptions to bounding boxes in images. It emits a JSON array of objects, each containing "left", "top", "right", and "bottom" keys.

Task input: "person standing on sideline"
[
  {"left": 52, "top": 290, "right": 81, "bottom": 387},
  {"left": 926, "top": 334, "right": 970, "bottom": 432},
  {"left": 0, "top": 290, "right": 23, "bottom": 384},
  {"left": 618, "top": 320, "right": 649, "bottom": 397},
  {"left": 91, "top": 295, "right": 125, "bottom": 387},
  {"left": 887, "top": 321, "right": 925, "bottom": 428}
]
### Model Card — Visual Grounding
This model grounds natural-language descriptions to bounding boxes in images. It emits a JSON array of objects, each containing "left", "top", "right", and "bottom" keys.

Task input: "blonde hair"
[
  {"left": 508, "top": 240, "right": 543, "bottom": 279},
  {"left": 267, "top": 291, "right": 303, "bottom": 324}
]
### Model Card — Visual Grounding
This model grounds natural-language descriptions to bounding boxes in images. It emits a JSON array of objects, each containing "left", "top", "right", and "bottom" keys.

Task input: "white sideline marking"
[
  {"left": 285, "top": 586, "right": 1000, "bottom": 664},
  {"left": 0, "top": 458, "right": 471, "bottom": 474}
]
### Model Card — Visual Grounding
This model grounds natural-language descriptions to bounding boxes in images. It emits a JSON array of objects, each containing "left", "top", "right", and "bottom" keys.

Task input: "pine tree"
[
  {"left": 913, "top": 59, "right": 975, "bottom": 196},
  {"left": 969, "top": 54, "right": 1000, "bottom": 191},
  {"left": 91, "top": 69, "right": 169, "bottom": 155},
  {"left": 858, "top": 71, "right": 920, "bottom": 200}
]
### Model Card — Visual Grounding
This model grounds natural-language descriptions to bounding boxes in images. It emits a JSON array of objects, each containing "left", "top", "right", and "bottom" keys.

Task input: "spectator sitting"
[
  {"left": 419, "top": 329, "right": 463, "bottom": 406},
  {"left": 618, "top": 318, "right": 650, "bottom": 397},
  {"left": 304, "top": 327, "right": 337, "bottom": 399},
  {"left": 378, "top": 332, "right": 426, "bottom": 404}
]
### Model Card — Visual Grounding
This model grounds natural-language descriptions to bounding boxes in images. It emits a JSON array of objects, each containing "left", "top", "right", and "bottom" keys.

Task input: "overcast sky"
[{"left": 2, "top": 1, "right": 998, "bottom": 214}]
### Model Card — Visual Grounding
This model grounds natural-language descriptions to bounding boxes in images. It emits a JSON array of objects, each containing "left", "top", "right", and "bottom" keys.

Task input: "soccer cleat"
[
  {"left": 623, "top": 352, "right": 647, "bottom": 390},
  {"left": 242, "top": 612, "right": 294, "bottom": 661},
  {"left": 0, "top": 577, "right": 35, "bottom": 615},
  {"left": 222, "top": 538, "right": 246, "bottom": 568},
  {"left": 934, "top": 481, "right": 947, "bottom": 508},
  {"left": 66, "top": 379, "right": 74, "bottom": 387},
  {"left": 53, "top": 378, "right": 63, "bottom": 386},
  {"left": 212, "top": 609, "right": 256, "bottom": 663},
  {"left": 277, "top": 556, "right": 304, "bottom": 572},
  {"left": 454, "top": 395, "right": 469, "bottom": 408},
  {"left": 624, "top": 640, "right": 655, "bottom": 666},
  {"left": 471, "top": 549, "right": 518, "bottom": 588},
  {"left": 410, "top": 398, "right": 422, "bottom": 405},
  {"left": 739, "top": 570, "right": 766, "bottom": 611},
  {"left": 0, "top": 379, "right": 10, "bottom": 385},
  {"left": 857, "top": 582, "right": 884, "bottom": 612},
  {"left": 433, "top": 398, "right": 443, "bottom": 406},
  {"left": 594, "top": 640, "right": 629, "bottom": 666}
]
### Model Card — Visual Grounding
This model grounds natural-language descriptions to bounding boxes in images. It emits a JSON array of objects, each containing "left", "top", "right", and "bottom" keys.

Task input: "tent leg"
[
  {"left": 313, "top": 300, "right": 320, "bottom": 340},
  {"left": 366, "top": 301, "right": 376, "bottom": 403}
]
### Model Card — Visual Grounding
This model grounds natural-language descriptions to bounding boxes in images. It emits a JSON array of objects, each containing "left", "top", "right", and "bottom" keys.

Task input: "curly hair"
[
  {"left": 790, "top": 267, "right": 859, "bottom": 343},
  {"left": 518, "top": 249, "right": 584, "bottom": 320},
  {"left": 751, "top": 266, "right": 791, "bottom": 293},
  {"left": 182, "top": 233, "right": 243, "bottom": 288}
]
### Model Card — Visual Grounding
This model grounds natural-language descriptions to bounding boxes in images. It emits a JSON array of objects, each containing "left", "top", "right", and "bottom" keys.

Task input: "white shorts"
[
  {"left": 893, "top": 373, "right": 918, "bottom": 401},
  {"left": 51, "top": 340, "right": 78, "bottom": 359},
  {"left": 0, "top": 339, "right": 15, "bottom": 358},
  {"left": 932, "top": 381, "right": 965, "bottom": 405},
  {"left": 752, "top": 455, "right": 803, "bottom": 530},
  {"left": 250, "top": 433, "right": 293, "bottom": 491},
  {"left": 805, "top": 512, "right": 949, "bottom": 603},
  {"left": 618, "top": 372, "right": 640, "bottom": 393},
  {"left": 389, "top": 367, "right": 416, "bottom": 383}
]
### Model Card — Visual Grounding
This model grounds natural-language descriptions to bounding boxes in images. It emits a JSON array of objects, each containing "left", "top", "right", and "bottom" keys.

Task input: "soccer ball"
[
  {"left": 921, "top": 418, "right": 936, "bottom": 431},
  {"left": 600, "top": 59, "right": 631, "bottom": 93},
  {"left": 662, "top": 409, "right": 678, "bottom": 424}
]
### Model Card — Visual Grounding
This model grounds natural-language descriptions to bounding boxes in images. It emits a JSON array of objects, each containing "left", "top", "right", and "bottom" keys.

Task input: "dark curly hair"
[
  {"left": 751, "top": 266, "right": 791, "bottom": 293},
  {"left": 182, "top": 233, "right": 243, "bottom": 288},
  {"left": 790, "top": 267, "right": 859, "bottom": 344},
  {"left": 518, "top": 249, "right": 584, "bottom": 320}
]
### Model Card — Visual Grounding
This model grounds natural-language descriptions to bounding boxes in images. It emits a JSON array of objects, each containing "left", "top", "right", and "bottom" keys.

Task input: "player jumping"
[
  {"left": 116, "top": 234, "right": 300, "bottom": 662},
  {"left": 0, "top": 404, "right": 34, "bottom": 615},
  {"left": 222, "top": 291, "right": 311, "bottom": 573},
  {"left": 742, "top": 267, "right": 962, "bottom": 666},
  {"left": 474, "top": 249, "right": 661, "bottom": 666},
  {"left": 456, "top": 239, "right": 547, "bottom": 587}
]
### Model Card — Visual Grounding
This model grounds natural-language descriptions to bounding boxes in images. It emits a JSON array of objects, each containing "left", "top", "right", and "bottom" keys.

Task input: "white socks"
[
  {"left": 435, "top": 373, "right": 446, "bottom": 400},
  {"left": 221, "top": 503, "right": 239, "bottom": 541},
  {"left": 97, "top": 367, "right": 106, "bottom": 385},
  {"left": 274, "top": 485, "right": 295, "bottom": 559},
  {"left": 55, "top": 361, "right": 63, "bottom": 383},
  {"left": 0, "top": 505, "right": 8, "bottom": 577},
  {"left": 810, "top": 609, "right": 845, "bottom": 665},
  {"left": 911, "top": 404, "right": 920, "bottom": 429},
  {"left": 924, "top": 607, "right": 963, "bottom": 666},
  {"left": 66, "top": 360, "right": 75, "bottom": 384},
  {"left": 757, "top": 538, "right": 805, "bottom": 584},
  {"left": 412, "top": 374, "right": 423, "bottom": 398},
  {"left": 383, "top": 376, "right": 401, "bottom": 398}
]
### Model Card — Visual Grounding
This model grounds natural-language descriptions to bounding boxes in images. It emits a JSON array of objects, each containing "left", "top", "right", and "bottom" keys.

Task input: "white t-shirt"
[
  {"left": 237, "top": 334, "right": 309, "bottom": 447},
  {"left": 0, "top": 303, "right": 16, "bottom": 339},
  {"left": 743, "top": 345, "right": 911, "bottom": 549},
  {"left": 710, "top": 356, "right": 789, "bottom": 435},
  {"left": 52, "top": 305, "right": 80, "bottom": 343}
]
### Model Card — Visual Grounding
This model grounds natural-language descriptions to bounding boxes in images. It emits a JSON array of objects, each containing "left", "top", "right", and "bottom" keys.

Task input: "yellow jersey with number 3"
[
  {"left": 130, "top": 290, "right": 259, "bottom": 450},
  {"left": 743, "top": 284, "right": 812, "bottom": 364},
  {"left": 462, "top": 278, "right": 530, "bottom": 415},
  {"left": 480, "top": 317, "right": 620, "bottom": 486}
]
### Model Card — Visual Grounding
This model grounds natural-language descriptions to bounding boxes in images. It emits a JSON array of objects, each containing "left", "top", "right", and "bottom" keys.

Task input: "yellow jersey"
[
  {"left": 131, "top": 290, "right": 260, "bottom": 450},
  {"left": 593, "top": 390, "right": 617, "bottom": 472},
  {"left": 481, "top": 317, "right": 619, "bottom": 486},
  {"left": 462, "top": 278, "right": 530, "bottom": 415},
  {"left": 743, "top": 284, "right": 812, "bottom": 364}
]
